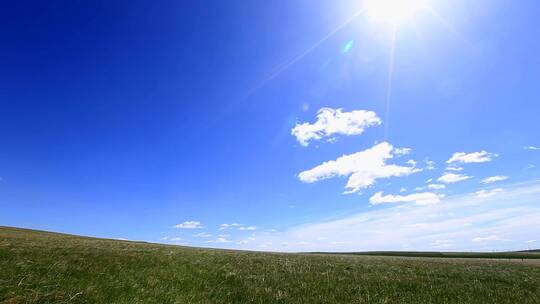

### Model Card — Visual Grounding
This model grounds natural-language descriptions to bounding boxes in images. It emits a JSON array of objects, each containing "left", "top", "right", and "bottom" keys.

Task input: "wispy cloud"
[
  {"left": 173, "top": 221, "right": 203, "bottom": 229},
  {"left": 394, "top": 147, "right": 411, "bottom": 156},
  {"left": 437, "top": 173, "right": 472, "bottom": 184},
  {"left": 228, "top": 181, "right": 540, "bottom": 252},
  {"left": 193, "top": 232, "right": 212, "bottom": 238},
  {"left": 370, "top": 192, "right": 443, "bottom": 206},
  {"left": 207, "top": 237, "right": 231, "bottom": 243},
  {"left": 472, "top": 235, "right": 501, "bottom": 243},
  {"left": 427, "top": 183, "right": 446, "bottom": 190},
  {"left": 220, "top": 223, "right": 256, "bottom": 231},
  {"left": 524, "top": 146, "right": 540, "bottom": 151},
  {"left": 219, "top": 223, "right": 242, "bottom": 230},
  {"left": 481, "top": 175, "right": 508, "bottom": 184},
  {"left": 431, "top": 239, "right": 453, "bottom": 248},
  {"left": 236, "top": 237, "right": 256, "bottom": 245},
  {"left": 291, "top": 108, "right": 381, "bottom": 146},
  {"left": 475, "top": 188, "right": 503, "bottom": 198},
  {"left": 447, "top": 151, "right": 496, "bottom": 164},
  {"left": 298, "top": 142, "right": 421, "bottom": 194},
  {"left": 425, "top": 160, "right": 436, "bottom": 170}
]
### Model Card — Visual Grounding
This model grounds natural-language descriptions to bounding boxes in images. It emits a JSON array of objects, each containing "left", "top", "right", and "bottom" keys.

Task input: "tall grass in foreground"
[{"left": 1, "top": 226, "right": 539, "bottom": 303}]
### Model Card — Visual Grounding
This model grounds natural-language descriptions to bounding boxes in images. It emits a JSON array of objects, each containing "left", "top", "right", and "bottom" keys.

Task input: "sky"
[{"left": 1, "top": 0, "right": 539, "bottom": 252}]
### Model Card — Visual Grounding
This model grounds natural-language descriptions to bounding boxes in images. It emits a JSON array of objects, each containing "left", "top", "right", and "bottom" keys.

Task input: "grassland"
[
  {"left": 319, "top": 250, "right": 540, "bottom": 259},
  {"left": 1, "top": 226, "right": 539, "bottom": 303}
]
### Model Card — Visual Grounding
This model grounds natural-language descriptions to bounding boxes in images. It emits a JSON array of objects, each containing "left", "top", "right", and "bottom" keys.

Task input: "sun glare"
[{"left": 364, "top": 0, "right": 426, "bottom": 24}]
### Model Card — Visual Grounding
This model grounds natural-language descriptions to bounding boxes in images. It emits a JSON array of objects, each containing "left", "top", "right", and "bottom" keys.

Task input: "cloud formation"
[
  {"left": 291, "top": 108, "right": 381, "bottom": 146},
  {"left": 207, "top": 237, "right": 231, "bottom": 243},
  {"left": 394, "top": 147, "right": 411, "bottom": 156},
  {"left": 427, "top": 183, "right": 446, "bottom": 190},
  {"left": 227, "top": 181, "right": 540, "bottom": 252},
  {"left": 481, "top": 175, "right": 508, "bottom": 184},
  {"left": 472, "top": 235, "right": 501, "bottom": 243},
  {"left": 173, "top": 221, "right": 203, "bottom": 229},
  {"left": 524, "top": 146, "right": 540, "bottom": 151},
  {"left": 475, "top": 188, "right": 503, "bottom": 198},
  {"left": 447, "top": 151, "right": 495, "bottom": 164},
  {"left": 219, "top": 223, "right": 242, "bottom": 230},
  {"left": 431, "top": 239, "right": 453, "bottom": 248},
  {"left": 193, "top": 232, "right": 212, "bottom": 238},
  {"left": 220, "top": 223, "right": 256, "bottom": 231},
  {"left": 437, "top": 173, "right": 472, "bottom": 184},
  {"left": 425, "top": 160, "right": 436, "bottom": 170},
  {"left": 369, "top": 191, "right": 443, "bottom": 206},
  {"left": 298, "top": 142, "right": 421, "bottom": 194}
]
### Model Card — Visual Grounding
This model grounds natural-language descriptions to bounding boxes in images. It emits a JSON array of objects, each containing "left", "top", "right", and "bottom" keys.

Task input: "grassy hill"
[{"left": 1, "top": 226, "right": 539, "bottom": 303}]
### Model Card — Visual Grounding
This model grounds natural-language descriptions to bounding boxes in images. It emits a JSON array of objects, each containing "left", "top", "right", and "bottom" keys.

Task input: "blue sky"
[{"left": 1, "top": 0, "right": 539, "bottom": 252}]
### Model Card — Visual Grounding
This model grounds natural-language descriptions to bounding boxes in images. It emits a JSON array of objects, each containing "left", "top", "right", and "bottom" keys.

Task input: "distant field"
[
  {"left": 315, "top": 250, "right": 540, "bottom": 259},
  {"left": 1, "top": 226, "right": 539, "bottom": 303}
]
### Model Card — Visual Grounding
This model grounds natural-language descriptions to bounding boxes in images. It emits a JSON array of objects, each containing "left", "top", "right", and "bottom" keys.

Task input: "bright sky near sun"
[{"left": 1, "top": 0, "right": 540, "bottom": 252}]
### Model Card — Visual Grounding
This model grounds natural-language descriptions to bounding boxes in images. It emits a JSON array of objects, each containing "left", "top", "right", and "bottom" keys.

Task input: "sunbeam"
[{"left": 384, "top": 25, "right": 397, "bottom": 140}]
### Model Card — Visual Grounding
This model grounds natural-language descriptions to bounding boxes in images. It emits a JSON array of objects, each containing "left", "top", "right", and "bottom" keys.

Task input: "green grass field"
[{"left": 1, "top": 226, "right": 539, "bottom": 303}]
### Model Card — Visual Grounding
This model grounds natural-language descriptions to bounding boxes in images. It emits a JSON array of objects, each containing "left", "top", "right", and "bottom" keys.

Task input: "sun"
[{"left": 364, "top": 0, "right": 426, "bottom": 24}]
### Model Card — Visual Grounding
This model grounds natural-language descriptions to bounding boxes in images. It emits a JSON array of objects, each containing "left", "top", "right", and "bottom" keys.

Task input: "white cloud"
[
  {"left": 399, "top": 187, "right": 407, "bottom": 193},
  {"left": 524, "top": 146, "right": 540, "bottom": 151},
  {"left": 227, "top": 181, "right": 540, "bottom": 252},
  {"left": 427, "top": 184, "right": 446, "bottom": 190},
  {"left": 208, "top": 237, "right": 231, "bottom": 243},
  {"left": 298, "top": 142, "right": 421, "bottom": 194},
  {"left": 395, "top": 147, "right": 412, "bottom": 156},
  {"left": 481, "top": 176, "right": 508, "bottom": 184},
  {"left": 370, "top": 191, "right": 443, "bottom": 206},
  {"left": 219, "top": 223, "right": 241, "bottom": 230},
  {"left": 169, "top": 237, "right": 183, "bottom": 241},
  {"left": 194, "top": 232, "right": 212, "bottom": 238},
  {"left": 445, "top": 166, "right": 463, "bottom": 171},
  {"left": 173, "top": 221, "right": 203, "bottom": 229},
  {"left": 526, "top": 240, "right": 536, "bottom": 244},
  {"left": 220, "top": 223, "right": 257, "bottom": 231},
  {"left": 475, "top": 188, "right": 503, "bottom": 198},
  {"left": 291, "top": 108, "right": 381, "bottom": 146},
  {"left": 437, "top": 173, "right": 472, "bottom": 184},
  {"left": 236, "top": 236, "right": 256, "bottom": 245},
  {"left": 447, "top": 151, "right": 496, "bottom": 164},
  {"left": 472, "top": 235, "right": 501, "bottom": 243},
  {"left": 425, "top": 160, "right": 436, "bottom": 170},
  {"left": 406, "top": 159, "right": 417, "bottom": 167},
  {"left": 431, "top": 239, "right": 453, "bottom": 248}
]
